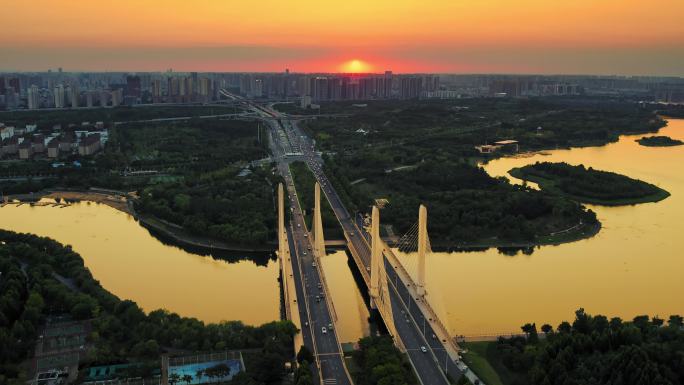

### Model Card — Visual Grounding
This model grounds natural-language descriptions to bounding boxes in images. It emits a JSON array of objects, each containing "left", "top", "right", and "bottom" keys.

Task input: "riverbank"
[
  {"left": 430, "top": 220, "right": 601, "bottom": 251},
  {"left": 3, "top": 188, "right": 276, "bottom": 253},
  {"left": 135, "top": 210, "right": 275, "bottom": 253},
  {"left": 3, "top": 188, "right": 133, "bottom": 213}
]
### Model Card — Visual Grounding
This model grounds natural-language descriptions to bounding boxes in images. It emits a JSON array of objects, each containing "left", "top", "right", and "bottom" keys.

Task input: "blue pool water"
[{"left": 168, "top": 360, "right": 241, "bottom": 384}]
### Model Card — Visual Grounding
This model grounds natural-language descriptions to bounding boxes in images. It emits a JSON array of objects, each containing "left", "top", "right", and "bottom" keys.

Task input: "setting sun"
[{"left": 341, "top": 59, "right": 372, "bottom": 73}]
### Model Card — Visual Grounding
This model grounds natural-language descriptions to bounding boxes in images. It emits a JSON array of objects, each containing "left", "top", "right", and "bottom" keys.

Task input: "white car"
[
  {"left": 322, "top": 327, "right": 327, "bottom": 334},
  {"left": 420, "top": 346, "right": 427, "bottom": 353}
]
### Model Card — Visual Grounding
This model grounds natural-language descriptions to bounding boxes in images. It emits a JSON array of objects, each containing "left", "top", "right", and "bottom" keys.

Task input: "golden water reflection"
[
  {"left": 396, "top": 118, "right": 684, "bottom": 337},
  {"left": 320, "top": 250, "right": 371, "bottom": 343},
  {"left": 0, "top": 201, "right": 279, "bottom": 325}
]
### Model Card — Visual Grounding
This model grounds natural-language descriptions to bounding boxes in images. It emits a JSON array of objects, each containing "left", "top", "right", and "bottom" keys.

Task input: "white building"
[
  {"left": 0, "top": 125, "right": 15, "bottom": 140},
  {"left": 54, "top": 84, "right": 66, "bottom": 108},
  {"left": 28, "top": 85, "right": 40, "bottom": 109}
]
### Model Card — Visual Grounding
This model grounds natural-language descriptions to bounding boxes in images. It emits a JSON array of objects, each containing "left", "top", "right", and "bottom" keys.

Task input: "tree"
[
  {"left": 668, "top": 315, "right": 683, "bottom": 327},
  {"left": 541, "top": 324, "right": 553, "bottom": 335},
  {"left": 195, "top": 370, "right": 204, "bottom": 384},
  {"left": 169, "top": 373, "right": 181, "bottom": 385},
  {"left": 182, "top": 374, "right": 193, "bottom": 385},
  {"left": 557, "top": 321, "right": 572, "bottom": 334},
  {"left": 294, "top": 360, "right": 313, "bottom": 385},
  {"left": 521, "top": 323, "right": 538, "bottom": 343},
  {"left": 297, "top": 345, "right": 314, "bottom": 364}
]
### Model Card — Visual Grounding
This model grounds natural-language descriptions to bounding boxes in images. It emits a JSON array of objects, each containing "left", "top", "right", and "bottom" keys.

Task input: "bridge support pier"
[
  {"left": 313, "top": 182, "right": 326, "bottom": 258},
  {"left": 417, "top": 204, "right": 428, "bottom": 297}
]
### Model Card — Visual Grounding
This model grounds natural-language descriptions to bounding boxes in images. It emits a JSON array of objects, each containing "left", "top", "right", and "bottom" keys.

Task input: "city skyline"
[{"left": 2, "top": 0, "right": 683, "bottom": 76}]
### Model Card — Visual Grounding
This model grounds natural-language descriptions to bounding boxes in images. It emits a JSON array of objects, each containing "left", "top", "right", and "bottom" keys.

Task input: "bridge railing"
[{"left": 382, "top": 245, "right": 462, "bottom": 355}]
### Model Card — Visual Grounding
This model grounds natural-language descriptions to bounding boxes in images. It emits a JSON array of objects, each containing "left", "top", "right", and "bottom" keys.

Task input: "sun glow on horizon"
[{"left": 341, "top": 59, "right": 372, "bottom": 73}]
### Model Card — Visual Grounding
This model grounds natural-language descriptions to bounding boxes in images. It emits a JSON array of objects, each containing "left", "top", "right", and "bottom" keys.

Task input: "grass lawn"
[{"left": 462, "top": 341, "right": 521, "bottom": 385}]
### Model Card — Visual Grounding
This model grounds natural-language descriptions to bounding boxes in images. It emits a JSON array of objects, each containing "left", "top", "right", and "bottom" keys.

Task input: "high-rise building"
[
  {"left": 168, "top": 77, "right": 180, "bottom": 102},
  {"left": 400, "top": 76, "right": 422, "bottom": 99},
  {"left": 190, "top": 72, "right": 198, "bottom": 95},
  {"left": 199, "top": 77, "right": 211, "bottom": 102},
  {"left": 99, "top": 88, "right": 109, "bottom": 107},
  {"left": 111, "top": 88, "right": 123, "bottom": 107},
  {"left": 54, "top": 84, "right": 66, "bottom": 108},
  {"left": 152, "top": 79, "right": 162, "bottom": 102},
  {"left": 253, "top": 78, "right": 263, "bottom": 98},
  {"left": 383, "top": 71, "right": 393, "bottom": 98},
  {"left": 70, "top": 85, "right": 79, "bottom": 108},
  {"left": 8, "top": 78, "right": 21, "bottom": 94},
  {"left": 125, "top": 75, "right": 141, "bottom": 98},
  {"left": 28, "top": 85, "right": 40, "bottom": 109}
]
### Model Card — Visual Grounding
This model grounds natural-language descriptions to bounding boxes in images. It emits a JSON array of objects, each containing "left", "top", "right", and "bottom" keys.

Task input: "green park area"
[
  {"left": 289, "top": 97, "right": 667, "bottom": 247},
  {"left": 509, "top": 162, "right": 670, "bottom": 205},
  {"left": 459, "top": 309, "right": 684, "bottom": 385}
]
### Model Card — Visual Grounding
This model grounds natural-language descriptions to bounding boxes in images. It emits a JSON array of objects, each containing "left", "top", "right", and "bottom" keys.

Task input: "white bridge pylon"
[
  {"left": 369, "top": 205, "right": 398, "bottom": 344},
  {"left": 417, "top": 204, "right": 429, "bottom": 297}
]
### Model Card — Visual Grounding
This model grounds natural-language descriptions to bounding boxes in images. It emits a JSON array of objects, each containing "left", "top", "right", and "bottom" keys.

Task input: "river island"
[
  {"left": 636, "top": 135, "right": 684, "bottom": 147},
  {"left": 509, "top": 162, "right": 670, "bottom": 205}
]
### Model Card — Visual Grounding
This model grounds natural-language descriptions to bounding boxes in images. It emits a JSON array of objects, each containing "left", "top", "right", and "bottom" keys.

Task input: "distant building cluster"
[
  {"left": 0, "top": 69, "right": 220, "bottom": 110},
  {"left": 439, "top": 74, "right": 684, "bottom": 101},
  {"left": 239, "top": 70, "right": 440, "bottom": 102},
  {"left": 0, "top": 121, "right": 107, "bottom": 160},
  {"left": 1, "top": 69, "right": 683, "bottom": 111}
]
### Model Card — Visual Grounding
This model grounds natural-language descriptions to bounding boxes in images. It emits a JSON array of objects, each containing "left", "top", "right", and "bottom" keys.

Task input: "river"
[
  {"left": 1, "top": 118, "right": 681, "bottom": 340},
  {"left": 0, "top": 200, "right": 280, "bottom": 325},
  {"left": 394, "top": 118, "right": 684, "bottom": 338}
]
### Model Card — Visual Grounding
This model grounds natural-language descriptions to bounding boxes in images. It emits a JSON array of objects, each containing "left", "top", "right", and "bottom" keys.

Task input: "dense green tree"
[
  {"left": 0, "top": 230, "right": 297, "bottom": 383},
  {"left": 495, "top": 309, "right": 684, "bottom": 385},
  {"left": 296, "top": 346, "right": 314, "bottom": 364}
]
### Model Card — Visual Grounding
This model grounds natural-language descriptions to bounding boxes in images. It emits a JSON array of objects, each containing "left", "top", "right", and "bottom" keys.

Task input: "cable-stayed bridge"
[{"left": 251, "top": 99, "right": 483, "bottom": 385}]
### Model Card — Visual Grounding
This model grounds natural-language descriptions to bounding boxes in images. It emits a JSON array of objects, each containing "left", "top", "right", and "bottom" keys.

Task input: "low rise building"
[
  {"left": 18, "top": 139, "right": 33, "bottom": 159},
  {"left": 1, "top": 125, "right": 14, "bottom": 140},
  {"left": 33, "top": 134, "right": 46, "bottom": 153},
  {"left": 1, "top": 136, "right": 19, "bottom": 156},
  {"left": 59, "top": 133, "right": 75, "bottom": 152},
  {"left": 78, "top": 133, "right": 101, "bottom": 156},
  {"left": 47, "top": 138, "right": 60, "bottom": 158}
]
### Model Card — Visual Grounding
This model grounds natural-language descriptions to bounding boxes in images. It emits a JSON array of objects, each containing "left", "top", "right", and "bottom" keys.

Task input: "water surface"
[
  {"left": 0, "top": 201, "right": 279, "bottom": 325},
  {"left": 396, "top": 118, "right": 684, "bottom": 337}
]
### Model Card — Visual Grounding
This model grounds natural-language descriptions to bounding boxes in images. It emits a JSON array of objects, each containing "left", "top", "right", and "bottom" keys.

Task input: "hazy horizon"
[{"left": 2, "top": 0, "right": 683, "bottom": 77}]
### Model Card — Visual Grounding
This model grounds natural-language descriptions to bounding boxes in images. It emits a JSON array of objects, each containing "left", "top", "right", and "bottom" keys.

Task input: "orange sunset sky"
[{"left": 1, "top": 0, "right": 683, "bottom": 75}]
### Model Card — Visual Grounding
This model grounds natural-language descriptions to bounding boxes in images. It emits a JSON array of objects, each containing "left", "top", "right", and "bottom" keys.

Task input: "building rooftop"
[{"left": 494, "top": 140, "right": 519, "bottom": 145}]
